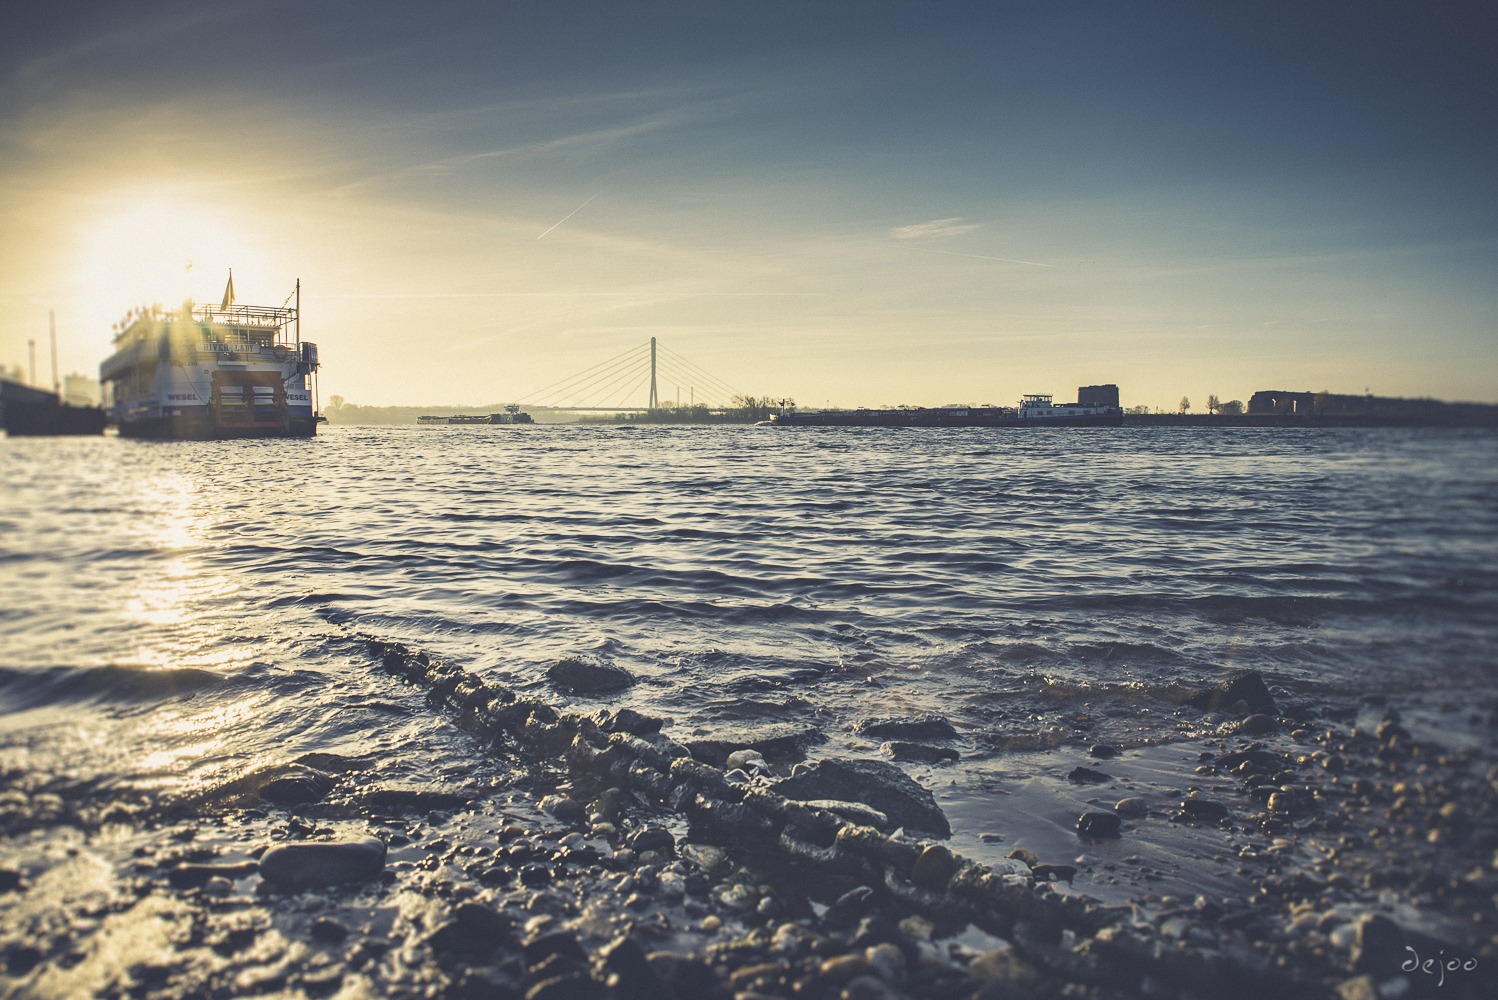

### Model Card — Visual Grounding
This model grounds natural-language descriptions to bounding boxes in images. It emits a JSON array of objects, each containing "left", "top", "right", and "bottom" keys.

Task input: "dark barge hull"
[
  {"left": 0, "top": 380, "right": 108, "bottom": 435},
  {"left": 769, "top": 410, "right": 1123, "bottom": 428},
  {"left": 116, "top": 415, "right": 320, "bottom": 440}
]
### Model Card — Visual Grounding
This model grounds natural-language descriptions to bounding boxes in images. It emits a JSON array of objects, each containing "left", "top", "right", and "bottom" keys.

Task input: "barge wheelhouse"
[{"left": 100, "top": 287, "right": 321, "bottom": 439}]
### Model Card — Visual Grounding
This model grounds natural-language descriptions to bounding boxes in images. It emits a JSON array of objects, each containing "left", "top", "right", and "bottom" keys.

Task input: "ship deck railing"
[{"left": 189, "top": 304, "right": 295, "bottom": 327}]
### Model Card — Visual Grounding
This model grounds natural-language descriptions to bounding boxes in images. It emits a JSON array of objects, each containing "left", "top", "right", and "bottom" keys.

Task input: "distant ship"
[
  {"left": 417, "top": 405, "right": 534, "bottom": 426},
  {"left": 768, "top": 385, "right": 1123, "bottom": 427},
  {"left": 99, "top": 276, "right": 322, "bottom": 439}
]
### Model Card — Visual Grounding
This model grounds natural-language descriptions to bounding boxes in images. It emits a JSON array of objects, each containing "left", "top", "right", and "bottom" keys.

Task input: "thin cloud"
[{"left": 890, "top": 218, "right": 981, "bottom": 240}]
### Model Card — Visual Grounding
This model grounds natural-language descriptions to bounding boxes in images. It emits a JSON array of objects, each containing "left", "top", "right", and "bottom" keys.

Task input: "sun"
[{"left": 68, "top": 189, "right": 285, "bottom": 355}]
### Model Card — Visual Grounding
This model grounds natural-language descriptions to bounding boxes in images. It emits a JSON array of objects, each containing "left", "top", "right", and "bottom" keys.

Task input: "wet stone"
[
  {"left": 1236, "top": 714, "right": 1279, "bottom": 735},
  {"left": 909, "top": 844, "right": 960, "bottom": 890},
  {"left": 540, "top": 795, "right": 586, "bottom": 824},
  {"left": 854, "top": 714, "right": 958, "bottom": 741},
  {"left": 1114, "top": 797, "right": 1149, "bottom": 819},
  {"left": 1031, "top": 864, "right": 1077, "bottom": 883},
  {"left": 798, "top": 799, "right": 890, "bottom": 830},
  {"left": 593, "top": 707, "right": 663, "bottom": 735},
  {"left": 519, "top": 864, "right": 552, "bottom": 887},
  {"left": 684, "top": 722, "right": 825, "bottom": 766},
  {"left": 1185, "top": 668, "right": 1277, "bottom": 716},
  {"left": 257, "top": 766, "right": 335, "bottom": 806},
  {"left": 627, "top": 827, "right": 674, "bottom": 855},
  {"left": 1089, "top": 744, "right": 1122, "bottom": 758},
  {"left": 879, "top": 741, "right": 959, "bottom": 764},
  {"left": 308, "top": 917, "right": 348, "bottom": 943},
  {"left": 1077, "top": 812, "right": 1122, "bottom": 839},
  {"left": 546, "top": 656, "right": 634, "bottom": 693},
  {"left": 1180, "top": 799, "right": 1230, "bottom": 822},
  {"left": 1067, "top": 766, "right": 1111, "bottom": 784},
  {"left": 258, "top": 837, "right": 387, "bottom": 890},
  {"left": 771, "top": 757, "right": 950, "bottom": 837}
]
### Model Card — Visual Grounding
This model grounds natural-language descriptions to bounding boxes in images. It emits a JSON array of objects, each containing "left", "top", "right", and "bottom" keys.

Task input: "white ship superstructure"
[
  {"left": 1016, "top": 393, "right": 1119, "bottom": 421},
  {"left": 99, "top": 279, "right": 321, "bottom": 439}
]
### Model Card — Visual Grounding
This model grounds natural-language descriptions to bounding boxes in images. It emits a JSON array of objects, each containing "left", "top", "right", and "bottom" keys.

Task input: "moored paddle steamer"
[{"left": 100, "top": 275, "right": 322, "bottom": 439}]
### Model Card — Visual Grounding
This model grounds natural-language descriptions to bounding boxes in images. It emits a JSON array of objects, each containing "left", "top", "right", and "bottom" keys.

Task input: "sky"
[{"left": 1, "top": 0, "right": 1495, "bottom": 410}]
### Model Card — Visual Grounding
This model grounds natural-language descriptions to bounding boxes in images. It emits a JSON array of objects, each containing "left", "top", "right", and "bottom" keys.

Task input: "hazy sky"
[{"left": 2, "top": 1, "right": 1495, "bottom": 408}]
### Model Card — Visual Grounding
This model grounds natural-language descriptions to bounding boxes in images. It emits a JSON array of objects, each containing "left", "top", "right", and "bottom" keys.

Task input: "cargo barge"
[
  {"left": 769, "top": 384, "right": 1123, "bottom": 428},
  {"left": 0, "top": 378, "right": 107, "bottom": 436},
  {"left": 416, "top": 405, "right": 534, "bottom": 426},
  {"left": 99, "top": 277, "right": 322, "bottom": 439}
]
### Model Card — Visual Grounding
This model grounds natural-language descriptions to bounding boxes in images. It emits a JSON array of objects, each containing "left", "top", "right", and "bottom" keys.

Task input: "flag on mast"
[{"left": 220, "top": 270, "right": 235, "bottom": 309}]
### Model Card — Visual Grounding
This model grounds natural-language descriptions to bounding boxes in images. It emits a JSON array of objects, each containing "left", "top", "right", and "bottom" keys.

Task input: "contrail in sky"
[
  {"left": 538, "top": 193, "right": 600, "bottom": 239},
  {"left": 901, "top": 245, "right": 1053, "bottom": 267}
]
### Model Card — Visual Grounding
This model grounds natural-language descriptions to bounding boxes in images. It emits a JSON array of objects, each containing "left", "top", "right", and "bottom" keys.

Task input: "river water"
[{"left": 2, "top": 424, "right": 1496, "bottom": 901}]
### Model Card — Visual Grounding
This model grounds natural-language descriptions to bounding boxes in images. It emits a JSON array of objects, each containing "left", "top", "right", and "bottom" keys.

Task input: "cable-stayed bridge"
[{"left": 516, "top": 337, "right": 745, "bottom": 412}]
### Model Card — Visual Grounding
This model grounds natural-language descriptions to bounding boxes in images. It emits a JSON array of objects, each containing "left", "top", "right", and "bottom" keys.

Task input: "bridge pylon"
[{"left": 648, "top": 336, "right": 658, "bottom": 409}]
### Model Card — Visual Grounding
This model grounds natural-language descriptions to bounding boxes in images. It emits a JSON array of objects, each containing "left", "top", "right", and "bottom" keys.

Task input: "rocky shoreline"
[{"left": 1, "top": 645, "right": 1495, "bottom": 1000}]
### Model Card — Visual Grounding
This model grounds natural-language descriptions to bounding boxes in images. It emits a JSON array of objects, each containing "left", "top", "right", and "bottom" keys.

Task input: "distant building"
[
  {"left": 63, "top": 373, "right": 100, "bottom": 407},
  {"left": 1248, "top": 389, "right": 1498, "bottom": 421},
  {"left": 1077, "top": 384, "right": 1120, "bottom": 408}
]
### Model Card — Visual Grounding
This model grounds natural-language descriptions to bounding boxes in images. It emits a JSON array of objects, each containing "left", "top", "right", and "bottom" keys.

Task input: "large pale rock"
[{"left": 258, "top": 837, "right": 386, "bottom": 890}]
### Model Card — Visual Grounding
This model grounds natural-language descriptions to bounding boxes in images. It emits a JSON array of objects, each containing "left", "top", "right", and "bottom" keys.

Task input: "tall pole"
[
  {"left": 28, "top": 339, "right": 36, "bottom": 386},
  {"left": 49, "top": 310, "right": 59, "bottom": 396},
  {"left": 648, "top": 336, "right": 658, "bottom": 409},
  {"left": 295, "top": 279, "right": 301, "bottom": 351}
]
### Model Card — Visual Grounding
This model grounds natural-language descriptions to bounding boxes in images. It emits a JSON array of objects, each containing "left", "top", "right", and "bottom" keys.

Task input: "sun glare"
[{"left": 69, "top": 191, "right": 285, "bottom": 357}]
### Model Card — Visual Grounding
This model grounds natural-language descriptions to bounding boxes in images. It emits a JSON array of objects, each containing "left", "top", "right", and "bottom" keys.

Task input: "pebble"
[
  {"left": 1076, "top": 812, "right": 1122, "bottom": 838},
  {"left": 909, "top": 844, "right": 960, "bottom": 889},
  {"left": 864, "top": 942, "right": 905, "bottom": 983},
  {"left": 679, "top": 843, "right": 727, "bottom": 874},
  {"left": 539, "top": 796, "right": 586, "bottom": 824},
  {"left": 627, "top": 827, "right": 674, "bottom": 855},
  {"left": 898, "top": 915, "right": 934, "bottom": 940},
  {"left": 1067, "top": 766, "right": 1111, "bottom": 784},
  {"left": 1180, "top": 799, "right": 1229, "bottom": 822},
  {"left": 200, "top": 876, "right": 233, "bottom": 897},
  {"left": 819, "top": 953, "right": 871, "bottom": 982},
  {"left": 1114, "top": 797, "right": 1149, "bottom": 818},
  {"left": 1237, "top": 714, "right": 1279, "bottom": 735},
  {"left": 258, "top": 837, "right": 387, "bottom": 890}
]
